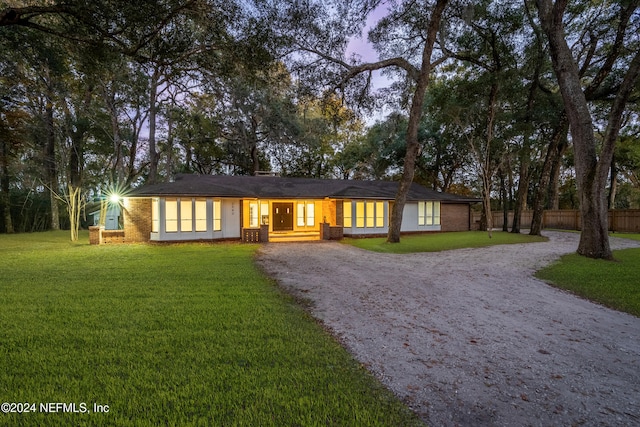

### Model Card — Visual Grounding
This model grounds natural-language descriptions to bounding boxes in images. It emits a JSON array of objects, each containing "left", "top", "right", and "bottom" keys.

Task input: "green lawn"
[
  {"left": 344, "top": 231, "right": 547, "bottom": 253},
  {"left": 0, "top": 231, "right": 423, "bottom": 426},
  {"left": 611, "top": 232, "right": 640, "bottom": 242},
  {"left": 536, "top": 234, "right": 640, "bottom": 317}
]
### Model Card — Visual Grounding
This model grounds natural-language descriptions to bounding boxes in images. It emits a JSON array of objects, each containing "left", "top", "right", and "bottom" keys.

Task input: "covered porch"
[{"left": 240, "top": 198, "right": 343, "bottom": 243}]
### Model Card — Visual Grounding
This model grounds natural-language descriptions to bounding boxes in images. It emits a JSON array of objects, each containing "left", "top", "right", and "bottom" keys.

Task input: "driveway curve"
[{"left": 256, "top": 232, "right": 640, "bottom": 426}]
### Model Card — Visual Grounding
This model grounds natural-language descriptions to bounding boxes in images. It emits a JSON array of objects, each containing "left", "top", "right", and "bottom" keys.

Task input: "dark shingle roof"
[{"left": 130, "top": 174, "right": 479, "bottom": 203}]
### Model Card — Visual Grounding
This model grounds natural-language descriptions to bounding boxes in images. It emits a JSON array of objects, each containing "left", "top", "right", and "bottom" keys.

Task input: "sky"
[
  {"left": 343, "top": 3, "right": 396, "bottom": 124},
  {"left": 345, "top": 3, "right": 393, "bottom": 91}
]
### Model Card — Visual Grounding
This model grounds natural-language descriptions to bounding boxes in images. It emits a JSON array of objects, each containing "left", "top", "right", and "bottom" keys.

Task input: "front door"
[{"left": 272, "top": 203, "right": 294, "bottom": 231}]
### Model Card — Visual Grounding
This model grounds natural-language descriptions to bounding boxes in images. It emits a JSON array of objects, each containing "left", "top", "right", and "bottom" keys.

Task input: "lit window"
[
  {"left": 306, "top": 203, "right": 315, "bottom": 226},
  {"left": 297, "top": 203, "right": 305, "bottom": 227},
  {"left": 296, "top": 202, "right": 315, "bottom": 227},
  {"left": 165, "top": 199, "right": 178, "bottom": 232},
  {"left": 343, "top": 200, "right": 352, "bottom": 228},
  {"left": 356, "top": 201, "right": 365, "bottom": 228},
  {"left": 195, "top": 199, "right": 207, "bottom": 232},
  {"left": 418, "top": 201, "right": 426, "bottom": 226},
  {"left": 376, "top": 201, "right": 384, "bottom": 227},
  {"left": 260, "top": 202, "right": 269, "bottom": 225},
  {"left": 366, "top": 202, "right": 374, "bottom": 228},
  {"left": 180, "top": 199, "right": 193, "bottom": 232},
  {"left": 213, "top": 200, "right": 222, "bottom": 231},
  {"left": 418, "top": 201, "right": 441, "bottom": 226},
  {"left": 249, "top": 201, "right": 259, "bottom": 228},
  {"left": 152, "top": 198, "right": 159, "bottom": 232}
]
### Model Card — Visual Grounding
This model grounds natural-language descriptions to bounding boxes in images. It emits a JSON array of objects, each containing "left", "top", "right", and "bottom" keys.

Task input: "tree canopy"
[{"left": 1, "top": 0, "right": 639, "bottom": 258}]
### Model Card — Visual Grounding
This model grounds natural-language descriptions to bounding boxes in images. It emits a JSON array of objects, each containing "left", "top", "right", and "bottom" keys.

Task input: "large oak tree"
[
  {"left": 272, "top": 0, "right": 449, "bottom": 242},
  {"left": 535, "top": 0, "right": 640, "bottom": 259}
]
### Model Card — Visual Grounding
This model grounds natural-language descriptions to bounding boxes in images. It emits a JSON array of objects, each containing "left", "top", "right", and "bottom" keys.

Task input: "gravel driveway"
[{"left": 256, "top": 231, "right": 640, "bottom": 426}]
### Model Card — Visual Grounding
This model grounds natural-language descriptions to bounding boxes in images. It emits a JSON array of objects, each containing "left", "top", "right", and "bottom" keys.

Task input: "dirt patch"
[{"left": 256, "top": 231, "right": 640, "bottom": 426}]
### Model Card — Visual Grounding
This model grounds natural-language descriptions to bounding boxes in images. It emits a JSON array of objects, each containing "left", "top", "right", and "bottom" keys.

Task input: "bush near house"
[{"left": 0, "top": 231, "right": 423, "bottom": 426}]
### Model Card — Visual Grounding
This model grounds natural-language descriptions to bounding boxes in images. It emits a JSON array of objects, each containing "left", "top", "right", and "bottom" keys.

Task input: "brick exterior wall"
[
  {"left": 329, "top": 226, "right": 344, "bottom": 240},
  {"left": 89, "top": 226, "right": 102, "bottom": 245},
  {"left": 102, "top": 230, "right": 125, "bottom": 244},
  {"left": 335, "top": 200, "right": 344, "bottom": 227},
  {"left": 441, "top": 203, "right": 471, "bottom": 232},
  {"left": 123, "top": 197, "right": 152, "bottom": 243}
]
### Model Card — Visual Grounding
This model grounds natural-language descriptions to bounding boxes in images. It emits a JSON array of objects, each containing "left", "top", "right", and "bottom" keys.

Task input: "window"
[
  {"left": 356, "top": 201, "right": 365, "bottom": 228},
  {"left": 297, "top": 202, "right": 315, "bottom": 227},
  {"left": 355, "top": 200, "right": 385, "bottom": 228},
  {"left": 213, "top": 200, "right": 222, "bottom": 231},
  {"left": 180, "top": 199, "right": 193, "bottom": 232},
  {"left": 195, "top": 199, "right": 207, "bottom": 232},
  {"left": 152, "top": 198, "right": 159, "bottom": 233},
  {"left": 343, "top": 200, "right": 352, "bottom": 228},
  {"left": 306, "top": 203, "right": 315, "bottom": 226},
  {"left": 249, "top": 201, "right": 259, "bottom": 228},
  {"left": 418, "top": 201, "right": 441, "bottom": 226},
  {"left": 376, "top": 201, "right": 384, "bottom": 227},
  {"left": 366, "top": 202, "right": 374, "bottom": 228},
  {"left": 297, "top": 203, "right": 305, "bottom": 227},
  {"left": 165, "top": 199, "right": 178, "bottom": 232},
  {"left": 260, "top": 202, "right": 269, "bottom": 225}
]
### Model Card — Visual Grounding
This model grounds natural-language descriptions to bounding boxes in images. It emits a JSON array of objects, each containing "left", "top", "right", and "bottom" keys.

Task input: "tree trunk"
[
  {"left": 511, "top": 166, "right": 528, "bottom": 234},
  {"left": 483, "top": 174, "right": 494, "bottom": 238},
  {"left": 530, "top": 113, "right": 569, "bottom": 235},
  {"left": 511, "top": 147, "right": 530, "bottom": 235},
  {"left": 45, "top": 94, "right": 59, "bottom": 231},
  {"left": 481, "top": 80, "right": 500, "bottom": 239},
  {"left": 1, "top": 138, "right": 13, "bottom": 233},
  {"left": 499, "top": 168, "right": 509, "bottom": 232},
  {"left": 513, "top": 62, "right": 540, "bottom": 234},
  {"left": 250, "top": 117, "right": 260, "bottom": 176},
  {"left": 548, "top": 143, "right": 564, "bottom": 210},
  {"left": 536, "top": 0, "right": 611, "bottom": 258},
  {"left": 103, "top": 85, "right": 124, "bottom": 183},
  {"left": 608, "top": 155, "right": 617, "bottom": 209},
  {"left": 147, "top": 69, "right": 160, "bottom": 184},
  {"left": 112, "top": 113, "right": 124, "bottom": 183},
  {"left": 537, "top": 0, "right": 640, "bottom": 257},
  {"left": 166, "top": 108, "right": 174, "bottom": 180},
  {"left": 387, "top": 0, "right": 448, "bottom": 243},
  {"left": 68, "top": 87, "right": 92, "bottom": 189}
]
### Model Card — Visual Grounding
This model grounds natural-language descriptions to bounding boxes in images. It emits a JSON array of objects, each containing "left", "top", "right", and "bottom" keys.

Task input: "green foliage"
[
  {"left": 345, "top": 231, "right": 547, "bottom": 253},
  {"left": 536, "top": 245, "right": 640, "bottom": 317},
  {"left": 2, "top": 0, "right": 640, "bottom": 241},
  {"left": 613, "top": 135, "right": 640, "bottom": 208},
  {"left": 0, "top": 231, "right": 423, "bottom": 426},
  {"left": 0, "top": 190, "right": 53, "bottom": 233}
]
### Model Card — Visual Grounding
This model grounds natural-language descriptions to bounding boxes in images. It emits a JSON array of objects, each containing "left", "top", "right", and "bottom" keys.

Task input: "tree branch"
[
  {"left": 584, "top": 0, "right": 640, "bottom": 99},
  {"left": 297, "top": 44, "right": 420, "bottom": 83},
  {"left": 1, "top": 1, "right": 200, "bottom": 58}
]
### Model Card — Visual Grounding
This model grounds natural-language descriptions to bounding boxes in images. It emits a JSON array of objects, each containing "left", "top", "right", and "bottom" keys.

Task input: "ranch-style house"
[{"left": 94, "top": 174, "right": 479, "bottom": 244}]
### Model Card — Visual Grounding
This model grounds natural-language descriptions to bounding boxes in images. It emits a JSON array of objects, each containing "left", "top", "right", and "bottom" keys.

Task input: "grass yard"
[
  {"left": 344, "top": 230, "right": 547, "bottom": 253},
  {"left": 611, "top": 232, "right": 640, "bottom": 242},
  {"left": 536, "top": 234, "right": 640, "bottom": 317},
  {"left": 0, "top": 231, "right": 423, "bottom": 426}
]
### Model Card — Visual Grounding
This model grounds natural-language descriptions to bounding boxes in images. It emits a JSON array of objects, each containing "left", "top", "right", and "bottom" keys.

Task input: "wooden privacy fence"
[{"left": 472, "top": 209, "right": 640, "bottom": 233}]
